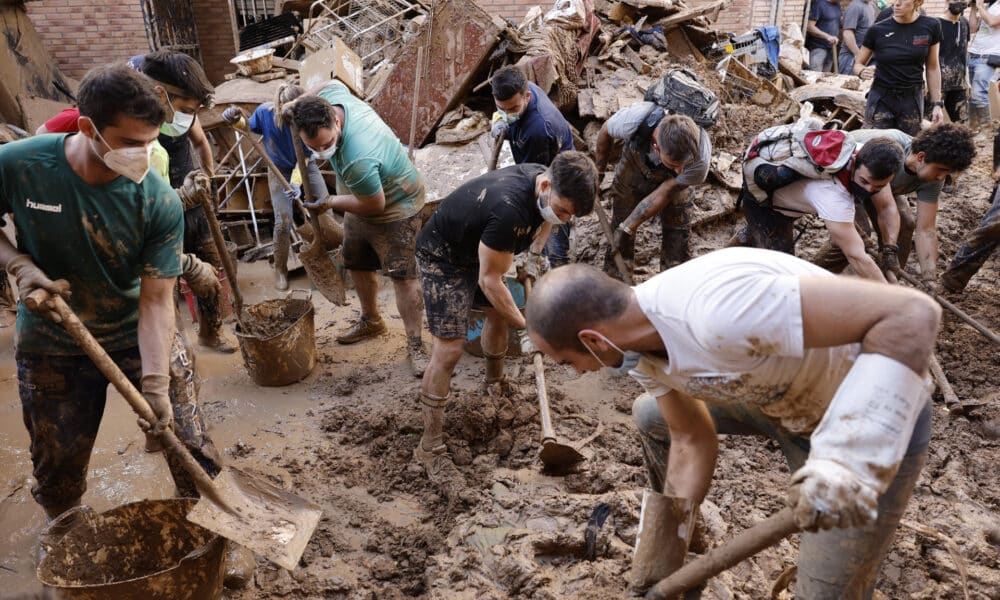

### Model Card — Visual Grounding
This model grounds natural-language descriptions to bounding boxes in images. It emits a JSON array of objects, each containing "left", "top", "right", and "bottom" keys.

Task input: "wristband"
[{"left": 617, "top": 222, "right": 633, "bottom": 236}]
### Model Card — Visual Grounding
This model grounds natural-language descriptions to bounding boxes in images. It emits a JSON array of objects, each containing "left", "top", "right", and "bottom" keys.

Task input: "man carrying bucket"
[
  {"left": 523, "top": 249, "right": 937, "bottom": 596},
  {"left": 288, "top": 80, "right": 429, "bottom": 377},
  {"left": 412, "top": 151, "right": 598, "bottom": 494}
]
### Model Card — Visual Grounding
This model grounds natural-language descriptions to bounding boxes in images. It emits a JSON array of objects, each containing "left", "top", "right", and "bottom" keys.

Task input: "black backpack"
[{"left": 643, "top": 68, "right": 720, "bottom": 129}]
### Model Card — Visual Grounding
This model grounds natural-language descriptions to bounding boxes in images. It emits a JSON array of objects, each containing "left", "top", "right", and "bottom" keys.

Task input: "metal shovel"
[{"left": 26, "top": 289, "right": 322, "bottom": 571}]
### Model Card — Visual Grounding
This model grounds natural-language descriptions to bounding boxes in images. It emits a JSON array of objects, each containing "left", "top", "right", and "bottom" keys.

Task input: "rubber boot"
[
  {"left": 223, "top": 541, "right": 256, "bottom": 589},
  {"left": 413, "top": 391, "right": 463, "bottom": 492},
  {"left": 628, "top": 490, "right": 697, "bottom": 594},
  {"left": 38, "top": 502, "right": 89, "bottom": 567},
  {"left": 273, "top": 230, "right": 290, "bottom": 291},
  {"left": 196, "top": 293, "right": 237, "bottom": 354}
]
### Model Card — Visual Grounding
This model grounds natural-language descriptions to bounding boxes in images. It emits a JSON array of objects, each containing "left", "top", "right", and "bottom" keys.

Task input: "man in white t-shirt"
[
  {"left": 967, "top": 0, "right": 1000, "bottom": 129},
  {"left": 735, "top": 136, "right": 905, "bottom": 282},
  {"left": 525, "top": 249, "right": 939, "bottom": 598}
]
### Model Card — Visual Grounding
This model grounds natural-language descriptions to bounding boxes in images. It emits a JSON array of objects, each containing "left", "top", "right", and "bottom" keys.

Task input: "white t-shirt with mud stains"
[
  {"left": 630, "top": 247, "right": 860, "bottom": 434},
  {"left": 771, "top": 178, "right": 855, "bottom": 222}
]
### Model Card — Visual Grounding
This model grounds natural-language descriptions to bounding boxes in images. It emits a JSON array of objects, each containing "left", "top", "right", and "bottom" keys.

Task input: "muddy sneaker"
[
  {"left": 407, "top": 336, "right": 429, "bottom": 378},
  {"left": 939, "top": 271, "right": 966, "bottom": 295},
  {"left": 482, "top": 377, "right": 515, "bottom": 398},
  {"left": 413, "top": 443, "right": 464, "bottom": 492},
  {"left": 198, "top": 332, "right": 238, "bottom": 354},
  {"left": 223, "top": 542, "right": 256, "bottom": 589},
  {"left": 336, "top": 316, "right": 387, "bottom": 344}
]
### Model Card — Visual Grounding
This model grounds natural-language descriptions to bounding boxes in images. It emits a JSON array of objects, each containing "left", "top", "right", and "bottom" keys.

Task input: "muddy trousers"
[
  {"left": 184, "top": 205, "right": 226, "bottom": 341},
  {"left": 941, "top": 183, "right": 1000, "bottom": 290},
  {"left": 604, "top": 147, "right": 690, "bottom": 280},
  {"left": 632, "top": 393, "right": 931, "bottom": 599},
  {"left": 734, "top": 191, "right": 798, "bottom": 253},
  {"left": 16, "top": 336, "right": 222, "bottom": 513},
  {"left": 865, "top": 84, "right": 924, "bottom": 137},
  {"left": 811, "top": 195, "right": 915, "bottom": 273}
]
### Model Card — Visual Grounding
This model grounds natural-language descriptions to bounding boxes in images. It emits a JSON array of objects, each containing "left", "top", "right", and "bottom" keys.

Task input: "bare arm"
[
  {"left": 321, "top": 188, "right": 386, "bottom": 216},
  {"left": 925, "top": 43, "right": 943, "bottom": 104},
  {"left": 138, "top": 276, "right": 176, "bottom": 379},
  {"left": 529, "top": 222, "right": 554, "bottom": 254},
  {"left": 189, "top": 117, "right": 215, "bottom": 177},
  {"left": 657, "top": 389, "right": 718, "bottom": 502},
  {"left": 872, "top": 188, "right": 900, "bottom": 246},
  {"left": 478, "top": 243, "right": 526, "bottom": 328},
  {"left": 976, "top": 3, "right": 1000, "bottom": 27},
  {"left": 594, "top": 123, "right": 615, "bottom": 172},
  {"left": 825, "top": 220, "right": 887, "bottom": 282},
  {"left": 843, "top": 29, "right": 860, "bottom": 56},
  {"left": 913, "top": 201, "right": 939, "bottom": 281},
  {"left": 799, "top": 276, "right": 941, "bottom": 375},
  {"left": 806, "top": 20, "right": 836, "bottom": 44},
  {"left": 853, "top": 46, "right": 875, "bottom": 79},
  {"left": 620, "top": 178, "right": 684, "bottom": 233},
  {"left": 35, "top": 124, "right": 49, "bottom": 135}
]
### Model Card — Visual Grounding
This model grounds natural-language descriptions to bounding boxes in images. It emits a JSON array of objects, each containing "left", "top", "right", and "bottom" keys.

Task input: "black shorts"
[
  {"left": 342, "top": 213, "right": 420, "bottom": 279},
  {"left": 417, "top": 252, "right": 491, "bottom": 339}
]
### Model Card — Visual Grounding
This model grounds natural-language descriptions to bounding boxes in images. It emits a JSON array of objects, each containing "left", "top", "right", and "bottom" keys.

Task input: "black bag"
[
  {"left": 643, "top": 68, "right": 720, "bottom": 129},
  {"left": 987, "top": 54, "right": 1000, "bottom": 68}
]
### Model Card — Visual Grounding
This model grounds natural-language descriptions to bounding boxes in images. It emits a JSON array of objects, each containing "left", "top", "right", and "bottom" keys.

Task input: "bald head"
[{"left": 526, "top": 264, "right": 632, "bottom": 352}]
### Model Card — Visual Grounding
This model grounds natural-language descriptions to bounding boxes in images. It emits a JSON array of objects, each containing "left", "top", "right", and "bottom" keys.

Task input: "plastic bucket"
[
  {"left": 464, "top": 276, "right": 526, "bottom": 358},
  {"left": 235, "top": 289, "right": 316, "bottom": 386},
  {"left": 37, "top": 499, "right": 225, "bottom": 600}
]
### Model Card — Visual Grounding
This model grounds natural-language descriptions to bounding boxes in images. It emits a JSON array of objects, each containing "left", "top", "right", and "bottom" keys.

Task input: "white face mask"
[
  {"left": 499, "top": 109, "right": 521, "bottom": 124},
  {"left": 95, "top": 132, "right": 152, "bottom": 184},
  {"left": 159, "top": 94, "right": 195, "bottom": 137},
  {"left": 312, "top": 143, "right": 337, "bottom": 161},
  {"left": 537, "top": 191, "right": 565, "bottom": 225}
]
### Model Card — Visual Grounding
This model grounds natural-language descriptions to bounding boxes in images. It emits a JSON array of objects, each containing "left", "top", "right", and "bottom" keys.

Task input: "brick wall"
[
  {"left": 26, "top": 0, "right": 149, "bottom": 80},
  {"left": 478, "top": 0, "right": 541, "bottom": 22},
  {"left": 191, "top": 0, "right": 239, "bottom": 84}
]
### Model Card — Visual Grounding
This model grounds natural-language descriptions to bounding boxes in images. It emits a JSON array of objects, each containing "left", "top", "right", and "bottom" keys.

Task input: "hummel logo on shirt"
[{"left": 26, "top": 199, "right": 61, "bottom": 213}]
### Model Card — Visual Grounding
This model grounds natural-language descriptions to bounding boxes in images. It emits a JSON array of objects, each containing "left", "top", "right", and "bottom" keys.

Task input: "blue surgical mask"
[
  {"left": 579, "top": 330, "right": 639, "bottom": 376},
  {"left": 160, "top": 94, "right": 195, "bottom": 137}
]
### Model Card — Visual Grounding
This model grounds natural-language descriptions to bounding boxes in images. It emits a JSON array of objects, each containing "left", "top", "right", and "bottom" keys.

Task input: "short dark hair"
[
  {"left": 549, "top": 151, "right": 598, "bottom": 216},
  {"left": 490, "top": 66, "right": 528, "bottom": 102},
  {"left": 289, "top": 96, "right": 334, "bottom": 139},
  {"left": 856, "top": 137, "right": 904, "bottom": 180},
  {"left": 526, "top": 264, "right": 631, "bottom": 352},
  {"left": 655, "top": 115, "right": 700, "bottom": 164},
  {"left": 139, "top": 50, "right": 214, "bottom": 106},
  {"left": 912, "top": 123, "right": 976, "bottom": 172},
  {"left": 77, "top": 63, "right": 166, "bottom": 131}
]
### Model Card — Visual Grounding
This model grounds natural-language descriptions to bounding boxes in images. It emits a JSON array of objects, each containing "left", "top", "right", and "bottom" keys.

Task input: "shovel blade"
[
  {"left": 539, "top": 439, "right": 586, "bottom": 471},
  {"left": 299, "top": 241, "right": 347, "bottom": 305},
  {"left": 186, "top": 467, "right": 322, "bottom": 571}
]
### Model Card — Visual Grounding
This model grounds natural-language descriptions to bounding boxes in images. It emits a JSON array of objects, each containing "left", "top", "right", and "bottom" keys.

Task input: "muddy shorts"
[
  {"left": 342, "top": 213, "right": 421, "bottom": 280},
  {"left": 417, "top": 252, "right": 491, "bottom": 340},
  {"left": 864, "top": 84, "right": 924, "bottom": 136}
]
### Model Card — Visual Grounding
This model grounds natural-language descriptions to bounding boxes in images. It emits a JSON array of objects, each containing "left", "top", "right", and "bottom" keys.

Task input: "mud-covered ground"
[{"left": 1, "top": 125, "right": 998, "bottom": 600}]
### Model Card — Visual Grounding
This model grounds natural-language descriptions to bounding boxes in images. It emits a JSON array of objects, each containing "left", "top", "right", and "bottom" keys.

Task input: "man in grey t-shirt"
[
  {"left": 593, "top": 102, "right": 711, "bottom": 281},
  {"left": 840, "top": 0, "right": 876, "bottom": 75}
]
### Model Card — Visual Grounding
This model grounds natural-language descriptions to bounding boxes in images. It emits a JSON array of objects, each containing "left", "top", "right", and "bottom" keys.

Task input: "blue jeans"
[
  {"left": 544, "top": 222, "right": 571, "bottom": 267},
  {"left": 633, "top": 392, "right": 931, "bottom": 599},
  {"left": 267, "top": 158, "right": 327, "bottom": 235},
  {"left": 968, "top": 55, "right": 996, "bottom": 109}
]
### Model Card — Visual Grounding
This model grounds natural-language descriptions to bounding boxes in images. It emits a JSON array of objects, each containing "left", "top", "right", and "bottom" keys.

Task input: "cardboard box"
[{"left": 301, "top": 37, "right": 364, "bottom": 97}]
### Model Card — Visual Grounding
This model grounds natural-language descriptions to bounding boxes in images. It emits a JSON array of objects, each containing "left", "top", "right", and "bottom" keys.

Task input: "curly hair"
[
  {"left": 912, "top": 123, "right": 976, "bottom": 172},
  {"left": 289, "top": 96, "right": 334, "bottom": 139}
]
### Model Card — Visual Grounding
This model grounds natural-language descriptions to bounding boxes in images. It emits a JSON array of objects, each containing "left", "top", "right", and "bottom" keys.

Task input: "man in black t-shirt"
[
  {"left": 934, "top": 3, "right": 970, "bottom": 123},
  {"left": 855, "top": 9, "right": 944, "bottom": 135},
  {"left": 413, "top": 151, "right": 598, "bottom": 493}
]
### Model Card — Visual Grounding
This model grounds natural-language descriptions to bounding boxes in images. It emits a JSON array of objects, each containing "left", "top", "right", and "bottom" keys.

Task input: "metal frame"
[
  {"left": 301, "top": 0, "right": 424, "bottom": 69},
  {"left": 139, "top": 0, "right": 202, "bottom": 61}
]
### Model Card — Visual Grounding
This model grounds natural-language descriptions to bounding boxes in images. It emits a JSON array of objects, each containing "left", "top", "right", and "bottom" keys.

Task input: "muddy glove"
[
  {"left": 138, "top": 373, "right": 173, "bottom": 436},
  {"left": 788, "top": 353, "right": 930, "bottom": 531},
  {"left": 221, "top": 106, "right": 245, "bottom": 125},
  {"left": 525, "top": 251, "right": 549, "bottom": 281},
  {"left": 283, "top": 183, "right": 301, "bottom": 204},
  {"left": 6, "top": 255, "right": 70, "bottom": 321},
  {"left": 518, "top": 329, "right": 536, "bottom": 355},
  {"left": 303, "top": 195, "right": 332, "bottom": 212},
  {"left": 182, "top": 254, "right": 220, "bottom": 298},
  {"left": 879, "top": 244, "right": 901, "bottom": 277},
  {"left": 613, "top": 223, "right": 633, "bottom": 251},
  {"left": 491, "top": 119, "right": 508, "bottom": 139}
]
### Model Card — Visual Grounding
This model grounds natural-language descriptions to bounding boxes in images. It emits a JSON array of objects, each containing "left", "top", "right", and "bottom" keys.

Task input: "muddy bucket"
[
  {"left": 235, "top": 289, "right": 316, "bottom": 386},
  {"left": 37, "top": 499, "right": 225, "bottom": 600}
]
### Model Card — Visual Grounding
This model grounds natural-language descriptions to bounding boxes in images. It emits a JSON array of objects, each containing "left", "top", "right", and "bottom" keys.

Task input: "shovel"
[
  {"left": 25, "top": 289, "right": 323, "bottom": 571},
  {"left": 593, "top": 200, "right": 634, "bottom": 285},
  {"left": 488, "top": 129, "right": 507, "bottom": 171},
  {"left": 523, "top": 279, "right": 587, "bottom": 471},
  {"left": 194, "top": 174, "right": 248, "bottom": 330},
  {"left": 645, "top": 507, "right": 798, "bottom": 599}
]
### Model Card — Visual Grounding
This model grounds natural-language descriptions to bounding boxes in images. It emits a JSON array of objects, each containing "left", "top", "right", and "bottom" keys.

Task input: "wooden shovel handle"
[
  {"left": 489, "top": 129, "right": 506, "bottom": 171},
  {"left": 195, "top": 182, "right": 245, "bottom": 323},
  {"left": 593, "top": 201, "right": 634, "bottom": 285},
  {"left": 645, "top": 507, "right": 799, "bottom": 599},
  {"left": 523, "top": 279, "right": 557, "bottom": 442},
  {"left": 25, "top": 289, "right": 233, "bottom": 512},
  {"left": 235, "top": 127, "right": 313, "bottom": 224}
]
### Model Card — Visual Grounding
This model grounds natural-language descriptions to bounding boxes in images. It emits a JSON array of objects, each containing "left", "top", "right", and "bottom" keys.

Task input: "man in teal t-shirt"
[
  {"left": 290, "top": 80, "right": 428, "bottom": 377},
  {"left": 0, "top": 65, "right": 182, "bottom": 523}
]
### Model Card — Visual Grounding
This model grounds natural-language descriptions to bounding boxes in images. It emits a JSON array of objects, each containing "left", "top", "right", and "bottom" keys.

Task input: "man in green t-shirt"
[
  {"left": 0, "top": 65, "right": 182, "bottom": 524},
  {"left": 289, "top": 81, "right": 428, "bottom": 377}
]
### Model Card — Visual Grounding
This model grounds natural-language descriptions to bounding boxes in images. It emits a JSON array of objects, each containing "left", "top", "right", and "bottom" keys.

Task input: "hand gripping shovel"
[{"left": 26, "top": 289, "right": 322, "bottom": 570}]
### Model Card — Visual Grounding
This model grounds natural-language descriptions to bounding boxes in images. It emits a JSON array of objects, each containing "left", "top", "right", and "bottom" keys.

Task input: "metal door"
[{"left": 140, "top": 0, "right": 202, "bottom": 61}]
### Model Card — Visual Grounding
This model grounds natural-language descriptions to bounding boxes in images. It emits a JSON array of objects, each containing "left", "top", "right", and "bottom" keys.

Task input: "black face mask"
[
  {"left": 949, "top": 2, "right": 967, "bottom": 14},
  {"left": 850, "top": 180, "right": 874, "bottom": 202}
]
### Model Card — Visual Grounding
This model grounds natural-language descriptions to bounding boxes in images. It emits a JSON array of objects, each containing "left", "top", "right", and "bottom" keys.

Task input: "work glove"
[
  {"left": 138, "top": 373, "right": 173, "bottom": 436},
  {"left": 491, "top": 119, "right": 508, "bottom": 139},
  {"left": 221, "top": 106, "right": 245, "bottom": 125},
  {"left": 787, "top": 459, "right": 879, "bottom": 531},
  {"left": 182, "top": 254, "right": 220, "bottom": 298},
  {"left": 518, "top": 329, "right": 536, "bottom": 355},
  {"left": 303, "top": 195, "right": 332, "bottom": 212},
  {"left": 5, "top": 255, "right": 70, "bottom": 322},
  {"left": 525, "top": 251, "right": 549, "bottom": 282},
  {"left": 879, "top": 244, "right": 901, "bottom": 277},
  {"left": 613, "top": 223, "right": 632, "bottom": 251},
  {"left": 283, "top": 183, "right": 301, "bottom": 204}
]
